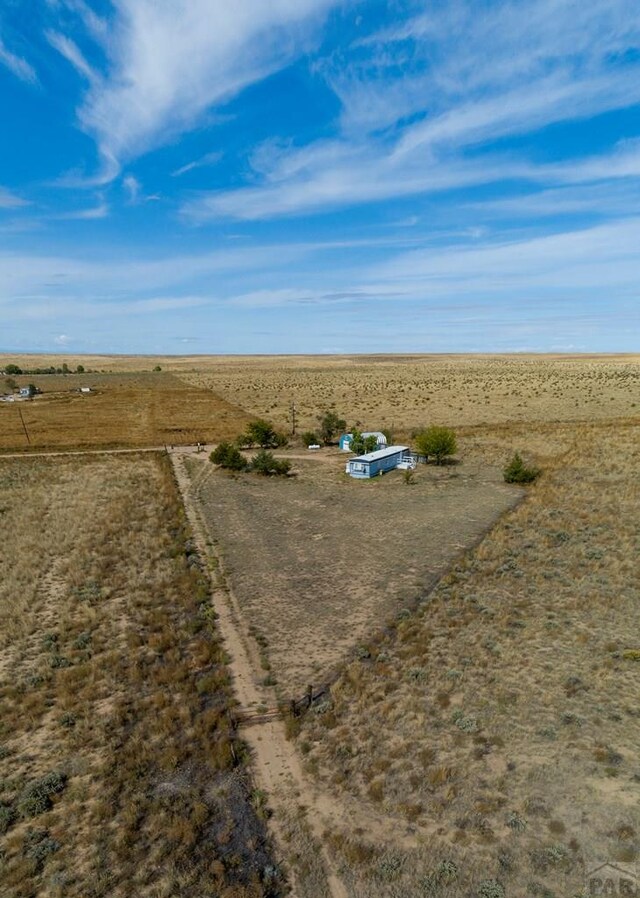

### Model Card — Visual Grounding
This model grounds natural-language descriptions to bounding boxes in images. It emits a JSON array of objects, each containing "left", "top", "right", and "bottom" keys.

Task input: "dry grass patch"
[
  {"left": 299, "top": 421, "right": 640, "bottom": 896},
  {"left": 0, "top": 372, "right": 249, "bottom": 451},
  {"left": 0, "top": 453, "right": 280, "bottom": 898}
]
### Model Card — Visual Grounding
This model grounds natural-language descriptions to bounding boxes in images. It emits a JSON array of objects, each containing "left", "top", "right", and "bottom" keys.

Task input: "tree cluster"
[
  {"left": 237, "top": 419, "right": 288, "bottom": 449},
  {"left": 210, "top": 443, "right": 291, "bottom": 477},
  {"left": 349, "top": 429, "right": 378, "bottom": 455},
  {"left": 317, "top": 410, "right": 347, "bottom": 445},
  {"left": 2, "top": 362, "right": 85, "bottom": 376}
]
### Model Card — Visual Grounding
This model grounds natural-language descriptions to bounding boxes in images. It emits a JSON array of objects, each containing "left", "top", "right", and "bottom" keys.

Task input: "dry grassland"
[
  {"left": 179, "top": 355, "right": 640, "bottom": 434},
  {"left": 296, "top": 420, "right": 640, "bottom": 897},
  {"left": 0, "top": 454, "right": 279, "bottom": 898},
  {"left": 0, "top": 372, "right": 249, "bottom": 452},
  {"left": 190, "top": 453, "right": 521, "bottom": 695},
  {"left": 2, "top": 353, "right": 639, "bottom": 898}
]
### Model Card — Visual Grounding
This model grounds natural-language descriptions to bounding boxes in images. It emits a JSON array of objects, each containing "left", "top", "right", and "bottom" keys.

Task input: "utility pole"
[
  {"left": 290, "top": 401, "right": 297, "bottom": 436},
  {"left": 18, "top": 408, "right": 31, "bottom": 445}
]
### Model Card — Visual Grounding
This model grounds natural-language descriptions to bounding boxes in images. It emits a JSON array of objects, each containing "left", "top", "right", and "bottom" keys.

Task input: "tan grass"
[
  {"left": 298, "top": 420, "right": 640, "bottom": 895},
  {"left": 0, "top": 371, "right": 249, "bottom": 451},
  {"left": 0, "top": 453, "right": 279, "bottom": 897}
]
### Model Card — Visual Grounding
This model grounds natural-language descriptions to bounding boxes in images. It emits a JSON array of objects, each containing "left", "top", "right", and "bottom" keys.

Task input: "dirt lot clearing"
[{"left": 188, "top": 453, "right": 521, "bottom": 695}]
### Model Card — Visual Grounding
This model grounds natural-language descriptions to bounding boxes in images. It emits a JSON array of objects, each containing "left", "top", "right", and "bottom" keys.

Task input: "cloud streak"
[
  {"left": 0, "top": 34, "right": 37, "bottom": 83},
  {"left": 183, "top": 0, "right": 640, "bottom": 221}
]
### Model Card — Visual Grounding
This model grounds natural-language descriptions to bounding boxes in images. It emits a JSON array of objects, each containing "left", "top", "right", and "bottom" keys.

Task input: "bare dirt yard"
[
  {"left": 187, "top": 451, "right": 522, "bottom": 697},
  {"left": 0, "top": 453, "right": 279, "bottom": 898}
]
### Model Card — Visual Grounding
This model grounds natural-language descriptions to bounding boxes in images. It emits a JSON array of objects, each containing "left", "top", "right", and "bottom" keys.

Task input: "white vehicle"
[{"left": 396, "top": 458, "right": 416, "bottom": 470}]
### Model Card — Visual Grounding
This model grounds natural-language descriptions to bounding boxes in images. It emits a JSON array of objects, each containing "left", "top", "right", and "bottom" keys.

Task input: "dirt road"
[{"left": 170, "top": 452, "right": 349, "bottom": 898}]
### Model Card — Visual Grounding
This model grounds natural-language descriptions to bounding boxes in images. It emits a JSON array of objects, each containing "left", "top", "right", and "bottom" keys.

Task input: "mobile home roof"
[{"left": 350, "top": 445, "right": 409, "bottom": 463}]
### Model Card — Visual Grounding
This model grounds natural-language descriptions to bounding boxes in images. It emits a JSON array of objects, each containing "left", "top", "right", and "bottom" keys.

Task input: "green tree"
[
  {"left": 300, "top": 430, "right": 319, "bottom": 446},
  {"left": 250, "top": 450, "right": 291, "bottom": 477},
  {"left": 153, "top": 365, "right": 162, "bottom": 372},
  {"left": 503, "top": 452, "right": 540, "bottom": 484},
  {"left": 349, "top": 430, "right": 379, "bottom": 455},
  {"left": 76, "top": 365, "right": 85, "bottom": 373},
  {"left": 4, "top": 377, "right": 17, "bottom": 393},
  {"left": 414, "top": 426, "right": 457, "bottom": 465},
  {"left": 5, "top": 364, "right": 22, "bottom": 376},
  {"left": 318, "top": 410, "right": 346, "bottom": 445},
  {"left": 210, "top": 442, "right": 248, "bottom": 471},
  {"left": 62, "top": 362, "right": 70, "bottom": 374},
  {"left": 240, "top": 419, "right": 287, "bottom": 449}
]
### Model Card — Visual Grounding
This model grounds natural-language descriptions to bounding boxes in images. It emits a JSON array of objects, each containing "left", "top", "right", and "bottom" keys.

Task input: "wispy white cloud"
[
  {"left": 58, "top": 198, "right": 109, "bottom": 220},
  {"left": 171, "top": 150, "right": 223, "bottom": 177},
  {"left": 0, "top": 35, "right": 37, "bottom": 84},
  {"left": 46, "top": 30, "right": 96, "bottom": 81},
  {"left": 73, "top": 0, "right": 340, "bottom": 176},
  {"left": 0, "top": 187, "right": 28, "bottom": 209},
  {"left": 368, "top": 218, "right": 640, "bottom": 298},
  {"left": 122, "top": 174, "right": 141, "bottom": 204},
  {"left": 184, "top": 0, "right": 640, "bottom": 221}
]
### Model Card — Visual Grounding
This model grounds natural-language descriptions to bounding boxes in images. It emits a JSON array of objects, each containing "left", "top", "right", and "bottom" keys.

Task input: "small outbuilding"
[
  {"left": 345, "top": 445, "right": 410, "bottom": 479},
  {"left": 19, "top": 385, "right": 35, "bottom": 398}
]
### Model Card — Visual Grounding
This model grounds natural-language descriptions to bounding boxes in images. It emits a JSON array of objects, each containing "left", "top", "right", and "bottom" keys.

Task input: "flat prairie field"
[
  {"left": 0, "top": 453, "right": 278, "bottom": 898},
  {"left": 0, "top": 372, "right": 249, "bottom": 452},
  {"left": 2, "top": 354, "right": 638, "bottom": 450},
  {"left": 179, "top": 354, "right": 640, "bottom": 433}
]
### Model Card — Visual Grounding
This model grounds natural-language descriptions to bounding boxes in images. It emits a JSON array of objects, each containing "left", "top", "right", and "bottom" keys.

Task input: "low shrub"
[
  {"left": 503, "top": 452, "right": 540, "bottom": 483},
  {"left": 250, "top": 450, "right": 291, "bottom": 477},
  {"left": 210, "top": 442, "right": 248, "bottom": 471},
  {"left": 477, "top": 881, "right": 505, "bottom": 898},
  {"left": 22, "top": 828, "right": 60, "bottom": 869},
  {"left": 17, "top": 771, "right": 67, "bottom": 818},
  {"left": 0, "top": 802, "right": 16, "bottom": 833}
]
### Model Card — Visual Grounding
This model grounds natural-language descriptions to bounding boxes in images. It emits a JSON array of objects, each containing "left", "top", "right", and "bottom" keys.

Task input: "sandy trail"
[{"left": 171, "top": 451, "right": 349, "bottom": 898}]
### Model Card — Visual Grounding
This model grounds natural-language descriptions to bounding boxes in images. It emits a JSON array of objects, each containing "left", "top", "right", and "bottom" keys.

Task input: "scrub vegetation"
[
  {"left": 0, "top": 453, "right": 280, "bottom": 898},
  {"left": 297, "top": 420, "right": 640, "bottom": 896}
]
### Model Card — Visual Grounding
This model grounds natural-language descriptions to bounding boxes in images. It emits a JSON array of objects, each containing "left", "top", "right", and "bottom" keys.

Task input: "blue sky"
[{"left": 1, "top": 0, "right": 639, "bottom": 354}]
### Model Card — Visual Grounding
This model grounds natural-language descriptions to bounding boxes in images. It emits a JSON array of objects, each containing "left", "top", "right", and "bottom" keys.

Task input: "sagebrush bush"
[
  {"left": 18, "top": 772, "right": 67, "bottom": 818},
  {"left": 0, "top": 801, "right": 16, "bottom": 833}
]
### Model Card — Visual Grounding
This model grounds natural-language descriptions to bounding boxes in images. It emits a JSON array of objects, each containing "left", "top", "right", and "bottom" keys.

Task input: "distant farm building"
[
  {"left": 339, "top": 431, "right": 388, "bottom": 451},
  {"left": 19, "top": 385, "right": 35, "bottom": 398},
  {"left": 345, "top": 445, "right": 410, "bottom": 479}
]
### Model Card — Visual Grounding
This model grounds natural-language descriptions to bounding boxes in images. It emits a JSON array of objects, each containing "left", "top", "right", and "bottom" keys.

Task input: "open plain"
[{"left": 1, "top": 353, "right": 639, "bottom": 898}]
